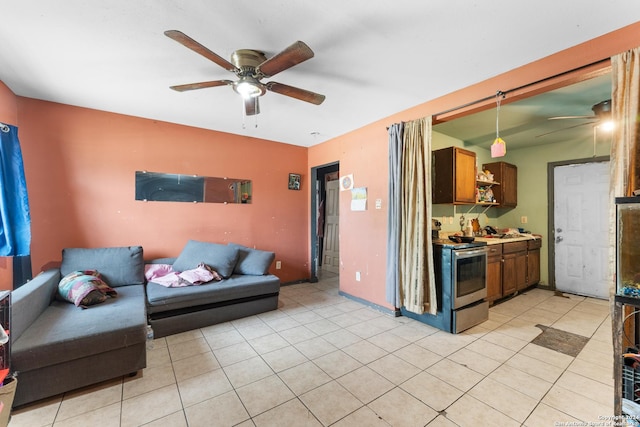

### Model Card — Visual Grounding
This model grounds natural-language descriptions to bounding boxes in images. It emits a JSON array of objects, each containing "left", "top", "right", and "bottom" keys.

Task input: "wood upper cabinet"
[
  {"left": 482, "top": 161, "right": 517, "bottom": 207},
  {"left": 432, "top": 147, "right": 476, "bottom": 204}
]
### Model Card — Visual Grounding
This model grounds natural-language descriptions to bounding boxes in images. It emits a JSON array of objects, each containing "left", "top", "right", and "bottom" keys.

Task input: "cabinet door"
[
  {"left": 527, "top": 248, "right": 540, "bottom": 286},
  {"left": 501, "top": 163, "right": 518, "bottom": 207},
  {"left": 432, "top": 147, "right": 476, "bottom": 204},
  {"left": 514, "top": 251, "right": 528, "bottom": 290},
  {"left": 454, "top": 148, "right": 476, "bottom": 203},
  {"left": 486, "top": 255, "right": 503, "bottom": 302},
  {"left": 502, "top": 253, "right": 518, "bottom": 296},
  {"left": 503, "top": 242, "right": 527, "bottom": 295}
]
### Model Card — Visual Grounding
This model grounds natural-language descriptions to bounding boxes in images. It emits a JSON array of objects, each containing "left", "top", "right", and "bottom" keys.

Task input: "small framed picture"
[{"left": 288, "top": 173, "right": 301, "bottom": 190}]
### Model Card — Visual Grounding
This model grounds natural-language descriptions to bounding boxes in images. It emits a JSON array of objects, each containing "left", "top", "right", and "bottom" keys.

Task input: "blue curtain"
[
  {"left": 386, "top": 123, "right": 403, "bottom": 306},
  {"left": 0, "top": 124, "right": 31, "bottom": 256}
]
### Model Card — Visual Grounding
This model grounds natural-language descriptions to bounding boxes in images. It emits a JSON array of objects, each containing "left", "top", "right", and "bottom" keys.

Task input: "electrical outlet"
[
  {"left": 520, "top": 216, "right": 528, "bottom": 224},
  {"left": 275, "top": 261, "right": 281, "bottom": 269},
  {"left": 448, "top": 216, "right": 454, "bottom": 224},
  {"left": 355, "top": 271, "right": 361, "bottom": 281}
]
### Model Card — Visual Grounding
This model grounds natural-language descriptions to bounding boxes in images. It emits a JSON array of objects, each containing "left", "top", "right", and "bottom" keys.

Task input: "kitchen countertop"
[{"left": 473, "top": 235, "right": 541, "bottom": 245}]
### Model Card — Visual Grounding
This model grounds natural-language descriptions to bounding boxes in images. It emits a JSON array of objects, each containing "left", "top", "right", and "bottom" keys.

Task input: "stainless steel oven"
[{"left": 452, "top": 247, "right": 488, "bottom": 309}]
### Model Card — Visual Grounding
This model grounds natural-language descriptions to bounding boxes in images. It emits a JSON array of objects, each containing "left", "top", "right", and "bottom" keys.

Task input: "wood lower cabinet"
[
  {"left": 432, "top": 147, "right": 476, "bottom": 204},
  {"left": 485, "top": 244, "right": 503, "bottom": 302},
  {"left": 527, "top": 239, "right": 541, "bottom": 286},
  {"left": 485, "top": 238, "right": 543, "bottom": 303},
  {"left": 502, "top": 241, "right": 528, "bottom": 294}
]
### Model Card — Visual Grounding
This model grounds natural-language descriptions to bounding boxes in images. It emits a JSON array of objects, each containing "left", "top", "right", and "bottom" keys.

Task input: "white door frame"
[{"left": 547, "top": 155, "right": 609, "bottom": 291}]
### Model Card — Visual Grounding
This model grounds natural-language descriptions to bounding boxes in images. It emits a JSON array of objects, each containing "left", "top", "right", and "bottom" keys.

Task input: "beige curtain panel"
[
  {"left": 609, "top": 47, "right": 640, "bottom": 298},
  {"left": 399, "top": 117, "right": 436, "bottom": 315}
]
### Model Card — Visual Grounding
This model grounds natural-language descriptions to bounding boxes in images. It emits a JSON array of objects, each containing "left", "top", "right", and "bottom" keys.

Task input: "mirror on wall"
[{"left": 135, "top": 171, "right": 252, "bottom": 204}]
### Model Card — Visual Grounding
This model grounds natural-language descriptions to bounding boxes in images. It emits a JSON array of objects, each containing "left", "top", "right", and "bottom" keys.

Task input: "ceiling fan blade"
[
  {"left": 257, "top": 41, "right": 314, "bottom": 77},
  {"left": 535, "top": 121, "right": 595, "bottom": 138},
  {"left": 266, "top": 82, "right": 325, "bottom": 105},
  {"left": 170, "top": 80, "right": 233, "bottom": 92},
  {"left": 164, "top": 30, "right": 238, "bottom": 73},
  {"left": 244, "top": 97, "right": 260, "bottom": 116},
  {"left": 548, "top": 115, "right": 597, "bottom": 120}
]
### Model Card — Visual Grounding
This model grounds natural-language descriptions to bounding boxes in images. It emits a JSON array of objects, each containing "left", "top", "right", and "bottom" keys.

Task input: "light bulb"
[
  {"left": 235, "top": 81, "right": 262, "bottom": 98},
  {"left": 599, "top": 120, "right": 615, "bottom": 132}
]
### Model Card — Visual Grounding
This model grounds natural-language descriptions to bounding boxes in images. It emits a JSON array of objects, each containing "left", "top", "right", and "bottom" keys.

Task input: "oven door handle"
[{"left": 453, "top": 248, "right": 488, "bottom": 258}]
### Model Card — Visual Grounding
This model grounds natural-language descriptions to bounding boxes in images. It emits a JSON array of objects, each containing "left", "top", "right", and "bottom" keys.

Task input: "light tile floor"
[{"left": 10, "top": 274, "right": 615, "bottom": 426}]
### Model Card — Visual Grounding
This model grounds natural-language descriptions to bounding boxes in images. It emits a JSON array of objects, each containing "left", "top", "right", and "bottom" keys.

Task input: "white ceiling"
[{"left": 1, "top": 2, "right": 640, "bottom": 147}]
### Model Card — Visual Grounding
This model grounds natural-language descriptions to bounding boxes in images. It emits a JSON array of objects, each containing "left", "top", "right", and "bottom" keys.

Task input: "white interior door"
[
  {"left": 322, "top": 180, "right": 340, "bottom": 274},
  {"left": 554, "top": 161, "right": 609, "bottom": 299}
]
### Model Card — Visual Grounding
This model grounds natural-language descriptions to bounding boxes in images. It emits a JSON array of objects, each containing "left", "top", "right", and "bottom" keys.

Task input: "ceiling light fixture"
[
  {"left": 491, "top": 91, "right": 507, "bottom": 158},
  {"left": 233, "top": 76, "right": 265, "bottom": 99},
  {"left": 599, "top": 120, "right": 615, "bottom": 132}
]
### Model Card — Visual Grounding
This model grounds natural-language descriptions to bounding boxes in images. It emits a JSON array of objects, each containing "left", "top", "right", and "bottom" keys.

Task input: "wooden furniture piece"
[
  {"left": 432, "top": 147, "right": 476, "bottom": 204},
  {"left": 485, "top": 244, "right": 503, "bottom": 302},
  {"left": 484, "top": 238, "right": 542, "bottom": 303},
  {"left": 502, "top": 241, "right": 527, "bottom": 294},
  {"left": 482, "top": 161, "right": 517, "bottom": 207},
  {"left": 527, "top": 239, "right": 541, "bottom": 286}
]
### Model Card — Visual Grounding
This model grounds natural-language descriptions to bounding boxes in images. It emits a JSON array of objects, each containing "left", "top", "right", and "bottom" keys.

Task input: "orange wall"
[
  {"left": 14, "top": 98, "right": 309, "bottom": 282},
  {"left": 0, "top": 81, "right": 18, "bottom": 125},
  {"left": 309, "top": 21, "right": 640, "bottom": 311}
]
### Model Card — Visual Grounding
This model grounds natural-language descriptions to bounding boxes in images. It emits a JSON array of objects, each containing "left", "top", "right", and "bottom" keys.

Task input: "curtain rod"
[
  {"left": 433, "top": 59, "right": 610, "bottom": 119},
  {"left": 386, "top": 58, "right": 610, "bottom": 130}
]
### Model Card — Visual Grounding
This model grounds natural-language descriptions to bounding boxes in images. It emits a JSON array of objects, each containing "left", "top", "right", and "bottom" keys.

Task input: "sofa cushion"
[
  {"left": 228, "top": 243, "right": 275, "bottom": 275},
  {"left": 172, "top": 240, "right": 239, "bottom": 278},
  {"left": 58, "top": 270, "right": 117, "bottom": 307},
  {"left": 61, "top": 246, "right": 145, "bottom": 287},
  {"left": 146, "top": 274, "right": 280, "bottom": 314},
  {"left": 12, "top": 284, "right": 147, "bottom": 372}
]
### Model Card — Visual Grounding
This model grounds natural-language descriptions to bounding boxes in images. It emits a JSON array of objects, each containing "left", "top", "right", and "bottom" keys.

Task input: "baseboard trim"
[{"left": 338, "top": 290, "right": 401, "bottom": 317}]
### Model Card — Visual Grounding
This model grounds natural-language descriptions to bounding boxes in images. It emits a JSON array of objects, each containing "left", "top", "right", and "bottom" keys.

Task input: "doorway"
[
  {"left": 548, "top": 156, "right": 610, "bottom": 298},
  {"left": 310, "top": 162, "right": 339, "bottom": 282}
]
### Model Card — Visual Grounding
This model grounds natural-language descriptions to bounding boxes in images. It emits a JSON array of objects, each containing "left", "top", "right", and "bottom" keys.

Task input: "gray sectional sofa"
[
  {"left": 10, "top": 241, "right": 280, "bottom": 407},
  {"left": 146, "top": 240, "right": 280, "bottom": 338},
  {"left": 11, "top": 246, "right": 148, "bottom": 407}
]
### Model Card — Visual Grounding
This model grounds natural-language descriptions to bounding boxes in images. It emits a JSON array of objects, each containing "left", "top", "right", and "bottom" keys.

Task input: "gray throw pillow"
[
  {"left": 228, "top": 243, "right": 275, "bottom": 275},
  {"left": 173, "top": 240, "right": 239, "bottom": 278},
  {"left": 60, "top": 246, "right": 145, "bottom": 287}
]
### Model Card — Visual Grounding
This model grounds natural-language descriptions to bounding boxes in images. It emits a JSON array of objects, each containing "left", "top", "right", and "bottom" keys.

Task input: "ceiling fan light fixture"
[
  {"left": 599, "top": 120, "right": 615, "bottom": 132},
  {"left": 233, "top": 77, "right": 265, "bottom": 99}
]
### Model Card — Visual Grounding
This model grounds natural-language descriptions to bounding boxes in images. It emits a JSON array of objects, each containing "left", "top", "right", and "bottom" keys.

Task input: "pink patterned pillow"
[{"left": 58, "top": 270, "right": 117, "bottom": 308}]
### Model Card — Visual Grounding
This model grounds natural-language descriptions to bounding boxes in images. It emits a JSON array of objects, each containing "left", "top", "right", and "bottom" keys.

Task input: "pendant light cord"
[{"left": 495, "top": 91, "right": 505, "bottom": 139}]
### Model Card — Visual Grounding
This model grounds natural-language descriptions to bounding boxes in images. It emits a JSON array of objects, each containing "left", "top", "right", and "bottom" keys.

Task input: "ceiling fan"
[
  {"left": 164, "top": 30, "right": 325, "bottom": 116},
  {"left": 548, "top": 99, "right": 612, "bottom": 121},
  {"left": 536, "top": 99, "right": 612, "bottom": 139}
]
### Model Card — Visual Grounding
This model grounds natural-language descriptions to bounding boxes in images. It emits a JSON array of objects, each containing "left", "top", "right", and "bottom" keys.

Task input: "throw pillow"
[
  {"left": 228, "top": 243, "right": 275, "bottom": 275},
  {"left": 172, "top": 240, "right": 239, "bottom": 278},
  {"left": 60, "top": 246, "right": 145, "bottom": 287},
  {"left": 58, "top": 270, "right": 117, "bottom": 308}
]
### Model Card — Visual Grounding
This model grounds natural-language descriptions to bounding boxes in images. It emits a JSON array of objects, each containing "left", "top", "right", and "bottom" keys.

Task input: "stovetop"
[{"left": 431, "top": 238, "right": 488, "bottom": 250}]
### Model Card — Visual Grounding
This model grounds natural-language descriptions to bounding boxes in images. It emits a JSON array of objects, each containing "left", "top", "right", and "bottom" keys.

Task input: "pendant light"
[{"left": 491, "top": 91, "right": 506, "bottom": 158}]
